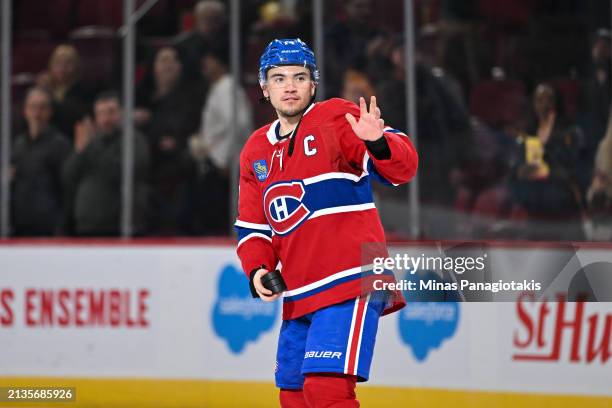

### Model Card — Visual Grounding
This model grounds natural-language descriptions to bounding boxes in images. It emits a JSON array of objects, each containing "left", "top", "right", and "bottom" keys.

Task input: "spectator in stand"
[
  {"left": 578, "top": 29, "right": 612, "bottom": 191},
  {"left": 11, "top": 87, "right": 70, "bottom": 236},
  {"left": 377, "top": 37, "right": 471, "bottom": 207},
  {"left": 37, "top": 44, "right": 91, "bottom": 140},
  {"left": 324, "top": 0, "right": 383, "bottom": 97},
  {"left": 188, "top": 44, "right": 253, "bottom": 234},
  {"left": 587, "top": 109, "right": 612, "bottom": 240},
  {"left": 510, "top": 83, "right": 584, "bottom": 241},
  {"left": 249, "top": 1, "right": 302, "bottom": 41},
  {"left": 175, "top": 0, "right": 228, "bottom": 82},
  {"left": 340, "top": 68, "right": 375, "bottom": 105},
  {"left": 63, "top": 92, "right": 150, "bottom": 236},
  {"left": 135, "top": 46, "right": 204, "bottom": 235}
]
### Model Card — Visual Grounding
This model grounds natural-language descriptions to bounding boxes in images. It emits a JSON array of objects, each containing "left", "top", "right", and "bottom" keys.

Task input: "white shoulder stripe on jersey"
[
  {"left": 237, "top": 232, "right": 272, "bottom": 248},
  {"left": 383, "top": 126, "right": 408, "bottom": 137},
  {"left": 309, "top": 203, "right": 376, "bottom": 220},
  {"left": 303, "top": 171, "right": 366, "bottom": 185},
  {"left": 234, "top": 220, "right": 272, "bottom": 231},
  {"left": 283, "top": 264, "right": 373, "bottom": 297}
]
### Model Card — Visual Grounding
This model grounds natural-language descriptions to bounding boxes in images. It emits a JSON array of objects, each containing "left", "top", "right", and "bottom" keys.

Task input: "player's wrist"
[
  {"left": 249, "top": 264, "right": 268, "bottom": 298},
  {"left": 365, "top": 135, "right": 391, "bottom": 160}
]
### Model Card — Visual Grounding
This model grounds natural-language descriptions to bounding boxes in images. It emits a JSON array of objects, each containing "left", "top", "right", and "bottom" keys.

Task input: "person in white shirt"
[
  {"left": 191, "top": 45, "right": 252, "bottom": 172},
  {"left": 189, "top": 44, "right": 253, "bottom": 234}
]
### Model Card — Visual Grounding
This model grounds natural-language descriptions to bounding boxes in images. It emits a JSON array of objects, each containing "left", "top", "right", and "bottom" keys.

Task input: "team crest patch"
[{"left": 253, "top": 160, "right": 269, "bottom": 182}]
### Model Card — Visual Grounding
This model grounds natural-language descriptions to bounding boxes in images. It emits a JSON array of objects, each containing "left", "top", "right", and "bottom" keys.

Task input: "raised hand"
[
  {"left": 345, "top": 96, "right": 385, "bottom": 141},
  {"left": 74, "top": 117, "right": 95, "bottom": 153}
]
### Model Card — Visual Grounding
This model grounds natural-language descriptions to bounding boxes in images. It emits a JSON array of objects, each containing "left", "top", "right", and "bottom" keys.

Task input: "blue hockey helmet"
[{"left": 258, "top": 38, "right": 319, "bottom": 85}]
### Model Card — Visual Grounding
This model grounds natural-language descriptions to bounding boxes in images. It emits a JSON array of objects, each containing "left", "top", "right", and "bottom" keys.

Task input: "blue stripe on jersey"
[
  {"left": 366, "top": 160, "right": 393, "bottom": 186},
  {"left": 235, "top": 225, "right": 273, "bottom": 242},
  {"left": 384, "top": 127, "right": 406, "bottom": 135},
  {"left": 283, "top": 269, "right": 395, "bottom": 303},
  {"left": 265, "top": 175, "right": 374, "bottom": 221},
  {"left": 301, "top": 176, "right": 374, "bottom": 210}
]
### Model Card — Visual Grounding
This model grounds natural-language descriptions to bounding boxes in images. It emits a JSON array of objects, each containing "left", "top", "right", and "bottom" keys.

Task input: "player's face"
[{"left": 263, "top": 66, "right": 315, "bottom": 118}]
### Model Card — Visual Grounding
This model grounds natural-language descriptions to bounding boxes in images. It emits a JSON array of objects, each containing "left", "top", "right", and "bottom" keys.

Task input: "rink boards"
[{"left": 0, "top": 241, "right": 610, "bottom": 407}]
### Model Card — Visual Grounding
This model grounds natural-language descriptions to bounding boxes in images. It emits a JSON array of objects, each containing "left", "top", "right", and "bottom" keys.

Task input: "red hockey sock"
[
  {"left": 303, "top": 374, "right": 359, "bottom": 408},
  {"left": 280, "top": 389, "right": 308, "bottom": 408}
]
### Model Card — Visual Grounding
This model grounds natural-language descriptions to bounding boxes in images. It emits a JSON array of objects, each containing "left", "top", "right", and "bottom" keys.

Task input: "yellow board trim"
[{"left": 0, "top": 377, "right": 610, "bottom": 407}]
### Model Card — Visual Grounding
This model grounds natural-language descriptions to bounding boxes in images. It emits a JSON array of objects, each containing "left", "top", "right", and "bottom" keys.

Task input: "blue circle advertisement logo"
[
  {"left": 398, "top": 271, "right": 461, "bottom": 362},
  {"left": 212, "top": 264, "right": 279, "bottom": 354}
]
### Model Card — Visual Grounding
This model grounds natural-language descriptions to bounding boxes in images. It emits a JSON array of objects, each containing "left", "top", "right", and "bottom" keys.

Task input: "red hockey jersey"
[{"left": 235, "top": 97, "right": 418, "bottom": 320}]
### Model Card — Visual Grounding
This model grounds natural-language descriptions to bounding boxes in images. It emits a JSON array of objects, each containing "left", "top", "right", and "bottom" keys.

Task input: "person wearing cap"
[{"left": 234, "top": 38, "right": 418, "bottom": 407}]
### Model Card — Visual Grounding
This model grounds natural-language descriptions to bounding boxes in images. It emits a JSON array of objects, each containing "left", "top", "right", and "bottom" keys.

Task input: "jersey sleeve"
[
  {"left": 234, "top": 148, "right": 278, "bottom": 278},
  {"left": 332, "top": 98, "right": 418, "bottom": 186}
]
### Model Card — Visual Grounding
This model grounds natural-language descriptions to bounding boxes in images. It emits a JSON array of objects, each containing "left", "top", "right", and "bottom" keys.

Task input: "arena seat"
[
  {"left": 12, "top": 38, "right": 58, "bottom": 75},
  {"left": 69, "top": 27, "right": 118, "bottom": 85},
  {"left": 477, "top": 0, "right": 532, "bottom": 26},
  {"left": 469, "top": 79, "right": 527, "bottom": 128},
  {"left": 14, "top": 0, "right": 73, "bottom": 37}
]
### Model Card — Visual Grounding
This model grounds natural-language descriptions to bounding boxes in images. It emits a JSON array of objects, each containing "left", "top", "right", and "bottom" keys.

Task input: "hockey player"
[{"left": 235, "top": 38, "right": 418, "bottom": 407}]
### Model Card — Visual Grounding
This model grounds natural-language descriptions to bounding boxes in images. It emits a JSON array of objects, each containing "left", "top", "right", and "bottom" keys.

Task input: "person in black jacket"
[
  {"left": 174, "top": 0, "right": 227, "bottom": 82},
  {"left": 11, "top": 87, "right": 70, "bottom": 236},
  {"left": 135, "top": 46, "right": 204, "bottom": 235},
  {"left": 37, "top": 44, "right": 92, "bottom": 141},
  {"left": 510, "top": 83, "right": 585, "bottom": 241},
  {"left": 63, "top": 92, "right": 150, "bottom": 236}
]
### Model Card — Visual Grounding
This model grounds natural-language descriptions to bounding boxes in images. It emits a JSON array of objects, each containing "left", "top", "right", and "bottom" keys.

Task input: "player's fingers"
[
  {"left": 255, "top": 287, "right": 272, "bottom": 299},
  {"left": 359, "top": 96, "right": 367, "bottom": 115},
  {"left": 375, "top": 107, "right": 381, "bottom": 119},
  {"left": 345, "top": 113, "right": 358, "bottom": 128},
  {"left": 253, "top": 270, "right": 273, "bottom": 296},
  {"left": 379, "top": 119, "right": 385, "bottom": 130},
  {"left": 369, "top": 96, "right": 377, "bottom": 114},
  {"left": 255, "top": 282, "right": 273, "bottom": 296},
  {"left": 260, "top": 293, "right": 280, "bottom": 302}
]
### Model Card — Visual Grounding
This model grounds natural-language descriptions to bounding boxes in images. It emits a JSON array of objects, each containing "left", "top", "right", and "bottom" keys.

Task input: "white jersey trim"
[
  {"left": 265, "top": 103, "right": 317, "bottom": 146},
  {"left": 309, "top": 203, "right": 376, "bottom": 220},
  {"left": 344, "top": 297, "right": 360, "bottom": 374},
  {"left": 383, "top": 126, "right": 408, "bottom": 137},
  {"left": 352, "top": 293, "right": 370, "bottom": 375},
  {"left": 283, "top": 264, "right": 374, "bottom": 297},
  {"left": 237, "top": 232, "right": 272, "bottom": 248},
  {"left": 234, "top": 220, "right": 271, "bottom": 231},
  {"left": 302, "top": 171, "right": 366, "bottom": 185},
  {"left": 266, "top": 120, "right": 280, "bottom": 145}
]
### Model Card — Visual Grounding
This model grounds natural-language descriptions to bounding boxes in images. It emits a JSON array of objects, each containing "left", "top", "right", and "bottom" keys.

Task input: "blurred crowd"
[{"left": 7, "top": 0, "right": 612, "bottom": 241}]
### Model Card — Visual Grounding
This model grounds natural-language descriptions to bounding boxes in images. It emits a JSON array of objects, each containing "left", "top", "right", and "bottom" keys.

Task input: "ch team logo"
[{"left": 263, "top": 181, "right": 311, "bottom": 235}]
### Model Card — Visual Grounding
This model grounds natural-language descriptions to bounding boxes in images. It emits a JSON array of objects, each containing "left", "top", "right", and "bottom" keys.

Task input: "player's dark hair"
[
  {"left": 94, "top": 90, "right": 121, "bottom": 106},
  {"left": 201, "top": 41, "right": 230, "bottom": 69},
  {"left": 24, "top": 86, "right": 53, "bottom": 107}
]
